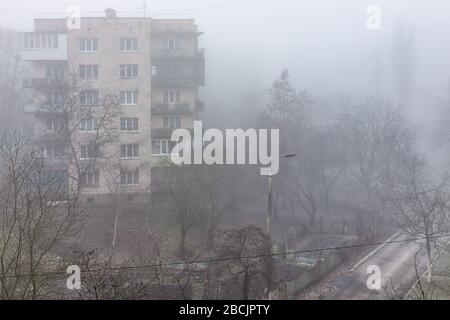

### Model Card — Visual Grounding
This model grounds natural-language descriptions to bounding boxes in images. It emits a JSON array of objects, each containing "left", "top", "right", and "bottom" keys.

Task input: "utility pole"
[
  {"left": 266, "top": 170, "right": 273, "bottom": 234},
  {"left": 265, "top": 154, "right": 296, "bottom": 236},
  {"left": 264, "top": 154, "right": 295, "bottom": 301}
]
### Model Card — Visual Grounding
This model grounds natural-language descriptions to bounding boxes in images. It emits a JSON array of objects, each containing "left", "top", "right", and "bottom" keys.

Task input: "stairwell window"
[
  {"left": 162, "top": 90, "right": 181, "bottom": 104},
  {"left": 80, "top": 90, "right": 99, "bottom": 106},
  {"left": 80, "top": 118, "right": 99, "bottom": 132},
  {"left": 46, "top": 144, "right": 65, "bottom": 158},
  {"left": 120, "top": 168, "right": 139, "bottom": 185},
  {"left": 80, "top": 170, "right": 100, "bottom": 187},
  {"left": 120, "top": 117, "right": 139, "bottom": 131},
  {"left": 167, "top": 39, "right": 178, "bottom": 50},
  {"left": 120, "top": 64, "right": 138, "bottom": 79},
  {"left": 80, "top": 38, "right": 98, "bottom": 52},
  {"left": 120, "top": 38, "right": 138, "bottom": 51},
  {"left": 120, "top": 144, "right": 139, "bottom": 159},
  {"left": 152, "top": 139, "right": 175, "bottom": 155},
  {"left": 151, "top": 65, "right": 158, "bottom": 75},
  {"left": 46, "top": 65, "right": 64, "bottom": 79},
  {"left": 120, "top": 90, "right": 138, "bottom": 105},
  {"left": 47, "top": 91, "right": 63, "bottom": 106},
  {"left": 163, "top": 116, "right": 180, "bottom": 129},
  {"left": 79, "top": 64, "right": 99, "bottom": 80},
  {"left": 80, "top": 144, "right": 99, "bottom": 159},
  {"left": 46, "top": 117, "right": 65, "bottom": 131}
]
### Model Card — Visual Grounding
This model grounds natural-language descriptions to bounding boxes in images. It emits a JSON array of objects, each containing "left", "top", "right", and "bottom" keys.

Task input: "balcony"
[
  {"left": 152, "top": 58, "right": 205, "bottom": 87},
  {"left": 21, "top": 32, "right": 68, "bottom": 61},
  {"left": 151, "top": 100, "right": 205, "bottom": 114},
  {"left": 151, "top": 128, "right": 175, "bottom": 139},
  {"left": 152, "top": 103, "right": 191, "bottom": 114},
  {"left": 24, "top": 102, "right": 45, "bottom": 113},
  {"left": 23, "top": 78, "right": 62, "bottom": 89},
  {"left": 23, "top": 101, "right": 62, "bottom": 114},
  {"left": 152, "top": 71, "right": 204, "bottom": 87},
  {"left": 151, "top": 128, "right": 194, "bottom": 139},
  {"left": 152, "top": 48, "right": 204, "bottom": 61},
  {"left": 32, "top": 132, "right": 68, "bottom": 144}
]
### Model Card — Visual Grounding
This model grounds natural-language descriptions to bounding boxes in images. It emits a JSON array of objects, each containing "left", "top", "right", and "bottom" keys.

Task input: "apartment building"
[{"left": 21, "top": 9, "right": 205, "bottom": 201}]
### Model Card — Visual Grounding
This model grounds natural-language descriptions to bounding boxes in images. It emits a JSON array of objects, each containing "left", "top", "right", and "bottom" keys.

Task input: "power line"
[{"left": 1, "top": 234, "right": 446, "bottom": 279}]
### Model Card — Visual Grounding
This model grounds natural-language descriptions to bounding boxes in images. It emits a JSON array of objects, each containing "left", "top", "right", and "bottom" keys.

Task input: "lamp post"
[{"left": 266, "top": 153, "right": 296, "bottom": 235}]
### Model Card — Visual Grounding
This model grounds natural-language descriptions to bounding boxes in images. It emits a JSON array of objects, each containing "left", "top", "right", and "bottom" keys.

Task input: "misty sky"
[{"left": 1, "top": 0, "right": 450, "bottom": 122}]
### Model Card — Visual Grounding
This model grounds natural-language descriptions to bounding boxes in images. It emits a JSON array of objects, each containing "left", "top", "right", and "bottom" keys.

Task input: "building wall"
[
  {"left": 22, "top": 14, "right": 205, "bottom": 199},
  {"left": 66, "top": 17, "right": 152, "bottom": 195}
]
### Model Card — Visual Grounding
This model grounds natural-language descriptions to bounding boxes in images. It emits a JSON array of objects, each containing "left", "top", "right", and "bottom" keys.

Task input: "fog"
[
  {"left": 2, "top": 0, "right": 450, "bottom": 120},
  {"left": 2, "top": 0, "right": 450, "bottom": 301}
]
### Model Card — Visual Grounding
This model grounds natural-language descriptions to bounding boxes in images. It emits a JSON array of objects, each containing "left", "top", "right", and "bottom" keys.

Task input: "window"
[
  {"left": 46, "top": 144, "right": 65, "bottom": 158},
  {"left": 79, "top": 64, "right": 99, "bottom": 80},
  {"left": 23, "top": 33, "right": 58, "bottom": 49},
  {"left": 80, "top": 90, "right": 99, "bottom": 106},
  {"left": 80, "top": 170, "right": 100, "bottom": 187},
  {"left": 120, "top": 144, "right": 139, "bottom": 159},
  {"left": 119, "top": 64, "right": 138, "bottom": 79},
  {"left": 120, "top": 117, "right": 139, "bottom": 131},
  {"left": 46, "top": 118, "right": 65, "bottom": 131},
  {"left": 151, "top": 65, "right": 157, "bottom": 75},
  {"left": 120, "top": 38, "right": 138, "bottom": 51},
  {"left": 80, "top": 144, "right": 99, "bottom": 159},
  {"left": 152, "top": 139, "right": 176, "bottom": 155},
  {"left": 120, "top": 168, "right": 139, "bottom": 185},
  {"left": 162, "top": 90, "right": 181, "bottom": 104},
  {"left": 163, "top": 116, "right": 180, "bottom": 129},
  {"left": 80, "top": 38, "right": 98, "bottom": 52},
  {"left": 47, "top": 91, "right": 63, "bottom": 105},
  {"left": 46, "top": 65, "right": 64, "bottom": 79},
  {"left": 80, "top": 118, "right": 99, "bottom": 132},
  {"left": 120, "top": 90, "right": 139, "bottom": 105},
  {"left": 167, "top": 39, "right": 178, "bottom": 50}
]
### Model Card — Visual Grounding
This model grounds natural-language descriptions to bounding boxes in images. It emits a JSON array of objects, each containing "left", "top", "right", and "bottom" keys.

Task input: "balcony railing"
[
  {"left": 23, "top": 78, "right": 62, "bottom": 88},
  {"left": 151, "top": 128, "right": 175, "bottom": 139},
  {"left": 23, "top": 101, "right": 64, "bottom": 114},
  {"left": 152, "top": 73, "right": 204, "bottom": 87},
  {"left": 152, "top": 103, "right": 191, "bottom": 114},
  {"left": 152, "top": 48, "right": 204, "bottom": 61},
  {"left": 151, "top": 100, "right": 204, "bottom": 114},
  {"left": 152, "top": 58, "right": 205, "bottom": 87},
  {"left": 151, "top": 128, "right": 194, "bottom": 139}
]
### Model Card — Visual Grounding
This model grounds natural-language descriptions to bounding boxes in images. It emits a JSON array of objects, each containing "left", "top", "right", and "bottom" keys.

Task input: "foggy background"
[{"left": 2, "top": 0, "right": 450, "bottom": 124}]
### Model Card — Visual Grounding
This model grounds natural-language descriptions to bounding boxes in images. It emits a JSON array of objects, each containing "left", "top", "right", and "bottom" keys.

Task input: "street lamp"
[{"left": 266, "top": 153, "right": 296, "bottom": 235}]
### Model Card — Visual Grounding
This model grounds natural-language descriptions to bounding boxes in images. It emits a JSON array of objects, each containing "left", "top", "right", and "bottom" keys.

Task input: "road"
[{"left": 330, "top": 232, "right": 428, "bottom": 300}]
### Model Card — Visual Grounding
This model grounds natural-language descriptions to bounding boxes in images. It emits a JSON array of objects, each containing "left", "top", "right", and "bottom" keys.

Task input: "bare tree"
[
  {"left": 315, "top": 125, "right": 346, "bottom": 213},
  {"left": 213, "top": 225, "right": 273, "bottom": 300},
  {"left": 264, "top": 69, "right": 313, "bottom": 156},
  {"left": 69, "top": 249, "right": 150, "bottom": 300},
  {"left": 0, "top": 131, "right": 81, "bottom": 299},
  {"left": 103, "top": 162, "right": 151, "bottom": 250},
  {"left": 384, "top": 250, "right": 441, "bottom": 300},
  {"left": 335, "top": 97, "right": 415, "bottom": 238},
  {"left": 164, "top": 166, "right": 206, "bottom": 259},
  {"left": 337, "top": 97, "right": 413, "bottom": 203},
  {"left": 39, "top": 71, "right": 120, "bottom": 198},
  {"left": 384, "top": 155, "right": 450, "bottom": 282}
]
